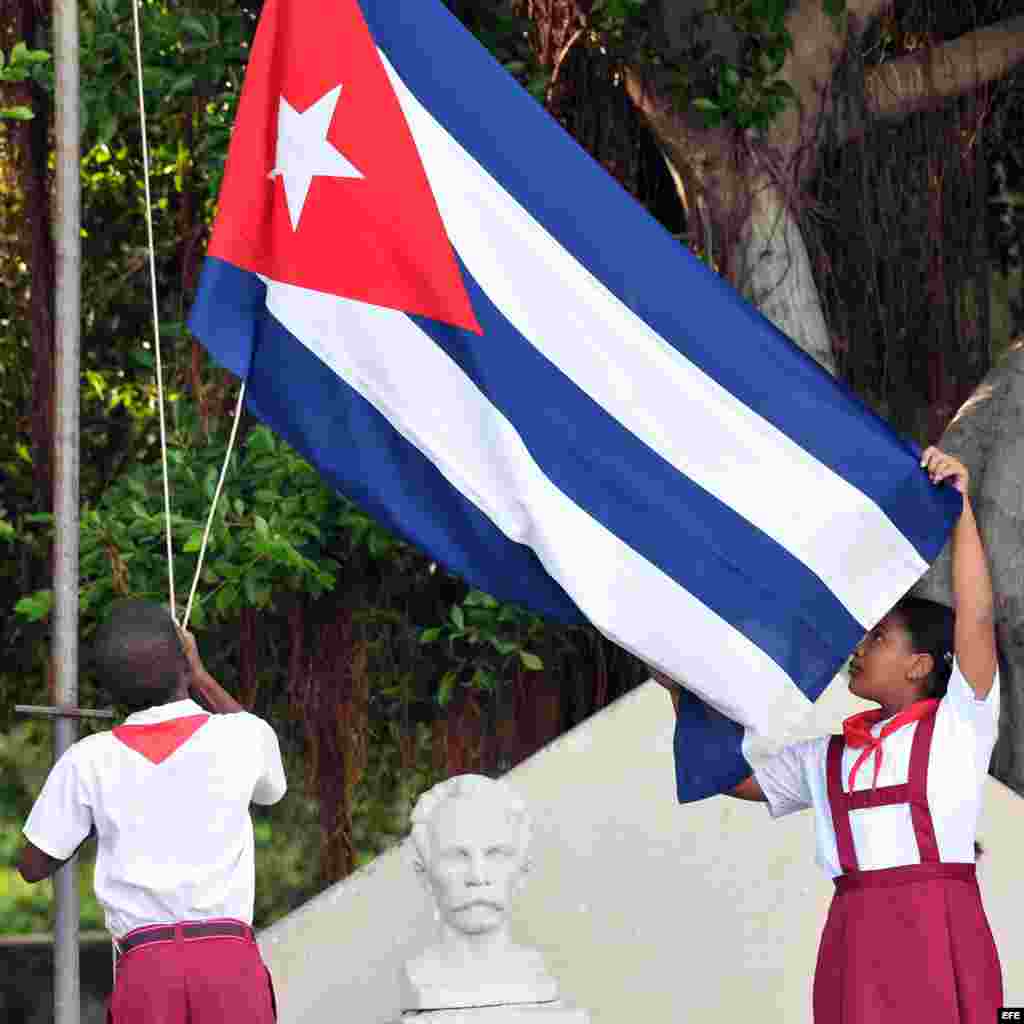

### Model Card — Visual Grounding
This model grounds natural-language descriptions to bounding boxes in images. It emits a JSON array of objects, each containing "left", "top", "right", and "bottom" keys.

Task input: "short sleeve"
[
  {"left": 753, "top": 738, "right": 822, "bottom": 819},
  {"left": 251, "top": 716, "right": 287, "bottom": 806},
  {"left": 22, "top": 745, "right": 94, "bottom": 860},
  {"left": 942, "top": 657, "right": 999, "bottom": 735}
]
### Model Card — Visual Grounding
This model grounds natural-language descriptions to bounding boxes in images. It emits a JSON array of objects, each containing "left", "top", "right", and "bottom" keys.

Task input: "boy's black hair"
[
  {"left": 92, "top": 600, "right": 188, "bottom": 711},
  {"left": 892, "top": 596, "right": 955, "bottom": 699}
]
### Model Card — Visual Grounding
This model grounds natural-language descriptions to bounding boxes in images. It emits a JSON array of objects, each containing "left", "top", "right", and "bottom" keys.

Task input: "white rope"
[
  {"left": 182, "top": 382, "right": 248, "bottom": 629},
  {"left": 131, "top": 0, "right": 176, "bottom": 620}
]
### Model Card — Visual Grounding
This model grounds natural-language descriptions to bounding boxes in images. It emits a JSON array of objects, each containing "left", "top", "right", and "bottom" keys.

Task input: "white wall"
[{"left": 258, "top": 678, "right": 1022, "bottom": 1023}]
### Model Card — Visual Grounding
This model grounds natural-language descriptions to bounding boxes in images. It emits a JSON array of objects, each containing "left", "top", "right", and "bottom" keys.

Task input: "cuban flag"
[{"left": 188, "top": 0, "right": 961, "bottom": 801}]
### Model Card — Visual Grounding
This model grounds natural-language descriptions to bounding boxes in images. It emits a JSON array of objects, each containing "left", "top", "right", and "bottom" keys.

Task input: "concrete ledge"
[{"left": 258, "top": 679, "right": 1023, "bottom": 1024}]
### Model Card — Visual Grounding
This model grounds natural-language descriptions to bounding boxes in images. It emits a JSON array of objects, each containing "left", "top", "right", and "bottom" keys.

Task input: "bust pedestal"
[
  {"left": 399, "top": 950, "right": 559, "bottom": 1014},
  {"left": 395, "top": 1002, "right": 591, "bottom": 1024}
]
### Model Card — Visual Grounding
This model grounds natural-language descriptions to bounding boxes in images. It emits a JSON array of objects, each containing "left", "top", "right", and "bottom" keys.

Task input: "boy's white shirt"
[
  {"left": 22, "top": 698, "right": 287, "bottom": 937},
  {"left": 754, "top": 660, "right": 999, "bottom": 876}
]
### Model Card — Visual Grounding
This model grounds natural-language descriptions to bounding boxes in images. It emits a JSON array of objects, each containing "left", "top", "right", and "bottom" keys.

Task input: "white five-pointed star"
[{"left": 268, "top": 84, "right": 363, "bottom": 231}]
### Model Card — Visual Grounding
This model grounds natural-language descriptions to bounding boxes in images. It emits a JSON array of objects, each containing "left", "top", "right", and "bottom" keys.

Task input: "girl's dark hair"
[
  {"left": 892, "top": 596, "right": 955, "bottom": 698},
  {"left": 92, "top": 600, "right": 188, "bottom": 710}
]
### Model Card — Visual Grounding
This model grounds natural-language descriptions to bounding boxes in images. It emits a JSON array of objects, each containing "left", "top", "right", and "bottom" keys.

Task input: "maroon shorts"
[{"left": 108, "top": 920, "right": 277, "bottom": 1024}]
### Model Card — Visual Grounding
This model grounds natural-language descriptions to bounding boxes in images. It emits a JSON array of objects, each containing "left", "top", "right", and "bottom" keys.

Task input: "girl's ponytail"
[{"left": 894, "top": 597, "right": 955, "bottom": 698}]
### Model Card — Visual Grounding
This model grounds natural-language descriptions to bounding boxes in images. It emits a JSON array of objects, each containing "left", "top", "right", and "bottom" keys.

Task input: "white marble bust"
[{"left": 400, "top": 774, "right": 559, "bottom": 1011}]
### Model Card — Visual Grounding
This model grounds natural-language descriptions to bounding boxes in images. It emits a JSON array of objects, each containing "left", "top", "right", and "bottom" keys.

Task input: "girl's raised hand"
[{"left": 921, "top": 447, "right": 969, "bottom": 495}]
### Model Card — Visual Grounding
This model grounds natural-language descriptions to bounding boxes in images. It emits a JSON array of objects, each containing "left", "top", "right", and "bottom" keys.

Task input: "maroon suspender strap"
[
  {"left": 844, "top": 784, "right": 910, "bottom": 810},
  {"left": 826, "top": 735, "right": 858, "bottom": 873},
  {"left": 907, "top": 710, "right": 940, "bottom": 863},
  {"left": 826, "top": 708, "right": 941, "bottom": 875}
]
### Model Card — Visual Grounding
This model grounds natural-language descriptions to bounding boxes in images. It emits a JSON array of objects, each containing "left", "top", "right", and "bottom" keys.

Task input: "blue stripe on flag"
[
  {"left": 412, "top": 260, "right": 865, "bottom": 691},
  {"left": 674, "top": 687, "right": 749, "bottom": 801},
  {"left": 190, "top": 257, "right": 583, "bottom": 623},
  {"left": 359, "top": 0, "right": 958, "bottom": 566}
]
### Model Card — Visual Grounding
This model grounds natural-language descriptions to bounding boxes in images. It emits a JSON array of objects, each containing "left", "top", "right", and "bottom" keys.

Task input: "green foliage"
[
  {"left": 14, "top": 590, "right": 51, "bottom": 623},
  {"left": 682, "top": 0, "right": 802, "bottom": 131},
  {"left": 444, "top": 1, "right": 552, "bottom": 100},
  {"left": 0, "top": 42, "right": 51, "bottom": 120},
  {"left": 35, "top": 417, "right": 340, "bottom": 630},
  {"left": 573, "top": 0, "right": 843, "bottom": 134},
  {"left": 420, "top": 589, "right": 545, "bottom": 707}
]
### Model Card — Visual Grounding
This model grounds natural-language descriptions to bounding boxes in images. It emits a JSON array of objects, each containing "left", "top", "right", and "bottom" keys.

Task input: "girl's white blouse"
[{"left": 754, "top": 661, "right": 999, "bottom": 877}]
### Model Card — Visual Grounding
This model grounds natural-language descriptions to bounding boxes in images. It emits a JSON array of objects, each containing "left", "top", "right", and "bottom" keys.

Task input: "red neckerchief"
[
  {"left": 842, "top": 698, "right": 939, "bottom": 791},
  {"left": 112, "top": 714, "right": 209, "bottom": 765}
]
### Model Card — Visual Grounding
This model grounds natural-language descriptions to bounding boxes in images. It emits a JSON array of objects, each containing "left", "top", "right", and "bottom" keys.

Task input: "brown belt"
[{"left": 116, "top": 920, "right": 253, "bottom": 961}]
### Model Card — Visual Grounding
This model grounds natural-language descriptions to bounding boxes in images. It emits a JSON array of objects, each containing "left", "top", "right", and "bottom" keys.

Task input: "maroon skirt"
[{"left": 813, "top": 863, "right": 1002, "bottom": 1024}]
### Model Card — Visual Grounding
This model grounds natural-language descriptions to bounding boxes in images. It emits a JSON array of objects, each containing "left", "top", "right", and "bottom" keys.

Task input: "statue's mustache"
[{"left": 451, "top": 899, "right": 504, "bottom": 912}]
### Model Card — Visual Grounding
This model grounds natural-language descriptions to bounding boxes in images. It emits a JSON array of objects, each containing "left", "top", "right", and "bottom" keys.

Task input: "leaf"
[
  {"left": 243, "top": 575, "right": 271, "bottom": 606},
  {"left": 472, "top": 668, "right": 497, "bottom": 692},
  {"left": 97, "top": 111, "right": 118, "bottom": 145},
  {"left": 526, "top": 71, "right": 551, "bottom": 100},
  {"left": 367, "top": 532, "right": 392, "bottom": 559},
  {"left": 159, "top": 321, "right": 186, "bottom": 339},
  {"left": 419, "top": 627, "right": 442, "bottom": 644},
  {"left": 181, "top": 16, "right": 210, "bottom": 40},
  {"left": 0, "top": 105, "right": 34, "bottom": 121},
  {"left": 183, "top": 528, "right": 203, "bottom": 553},
  {"left": 246, "top": 427, "right": 276, "bottom": 454},
  {"left": 167, "top": 73, "right": 197, "bottom": 100},
  {"left": 10, "top": 41, "right": 28, "bottom": 64},
  {"left": 15, "top": 590, "right": 53, "bottom": 622},
  {"left": 450, "top": 605, "right": 465, "bottom": 630},
  {"left": 254, "top": 515, "right": 269, "bottom": 537},
  {"left": 188, "top": 600, "right": 207, "bottom": 629},
  {"left": 0, "top": 519, "right": 15, "bottom": 541},
  {"left": 215, "top": 583, "right": 239, "bottom": 615},
  {"left": 768, "top": 79, "right": 797, "bottom": 100},
  {"left": 751, "top": 0, "right": 788, "bottom": 24},
  {"left": 822, "top": 0, "right": 845, "bottom": 16},
  {"left": 437, "top": 670, "right": 458, "bottom": 707},
  {"left": 519, "top": 651, "right": 544, "bottom": 671},
  {"left": 692, "top": 97, "right": 719, "bottom": 112},
  {"left": 25, "top": 513, "right": 54, "bottom": 525},
  {"left": 463, "top": 590, "right": 498, "bottom": 608}
]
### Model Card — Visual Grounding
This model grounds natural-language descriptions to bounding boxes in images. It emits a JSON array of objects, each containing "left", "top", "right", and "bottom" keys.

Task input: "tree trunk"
[
  {"left": 13, "top": 0, "right": 55, "bottom": 523},
  {"left": 912, "top": 343, "right": 1024, "bottom": 796},
  {"left": 738, "top": 182, "right": 837, "bottom": 374}
]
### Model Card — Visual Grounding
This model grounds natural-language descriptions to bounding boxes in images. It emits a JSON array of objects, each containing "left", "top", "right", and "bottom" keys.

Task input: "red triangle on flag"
[
  {"left": 208, "top": 0, "right": 481, "bottom": 334},
  {"left": 112, "top": 715, "right": 210, "bottom": 766}
]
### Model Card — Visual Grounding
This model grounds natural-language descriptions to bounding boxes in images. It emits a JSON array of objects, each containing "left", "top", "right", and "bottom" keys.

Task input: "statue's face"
[{"left": 425, "top": 795, "right": 526, "bottom": 936}]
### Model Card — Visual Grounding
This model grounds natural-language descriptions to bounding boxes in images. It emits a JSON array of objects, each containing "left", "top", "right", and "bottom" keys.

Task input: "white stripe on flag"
[
  {"left": 380, "top": 52, "right": 928, "bottom": 631},
  {"left": 261, "top": 276, "right": 813, "bottom": 732}
]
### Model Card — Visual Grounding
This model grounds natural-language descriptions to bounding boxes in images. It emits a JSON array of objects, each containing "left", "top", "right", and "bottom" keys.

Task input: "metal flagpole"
[{"left": 51, "top": 0, "right": 81, "bottom": 1016}]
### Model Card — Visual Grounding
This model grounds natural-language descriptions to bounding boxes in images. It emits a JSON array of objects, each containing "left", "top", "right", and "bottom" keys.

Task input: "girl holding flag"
[{"left": 655, "top": 446, "right": 1002, "bottom": 1022}]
